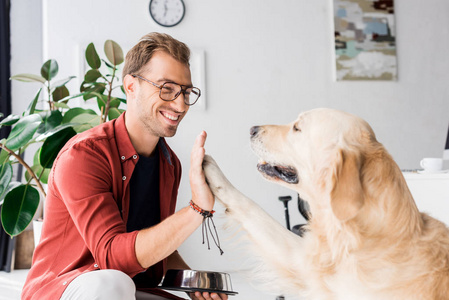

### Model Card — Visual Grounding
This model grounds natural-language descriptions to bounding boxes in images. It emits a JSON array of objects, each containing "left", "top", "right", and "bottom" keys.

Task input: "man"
[{"left": 22, "top": 33, "right": 227, "bottom": 300}]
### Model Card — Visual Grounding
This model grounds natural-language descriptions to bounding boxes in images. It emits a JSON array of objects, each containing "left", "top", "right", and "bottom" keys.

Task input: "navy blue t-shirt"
[
  {"left": 126, "top": 148, "right": 160, "bottom": 232},
  {"left": 127, "top": 147, "right": 164, "bottom": 287}
]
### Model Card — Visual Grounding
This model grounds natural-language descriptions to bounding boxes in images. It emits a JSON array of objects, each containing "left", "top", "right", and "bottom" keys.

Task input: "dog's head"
[{"left": 251, "top": 108, "right": 381, "bottom": 221}]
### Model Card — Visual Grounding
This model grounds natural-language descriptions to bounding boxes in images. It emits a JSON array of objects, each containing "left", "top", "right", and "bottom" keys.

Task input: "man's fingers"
[
  {"left": 192, "top": 131, "right": 207, "bottom": 154},
  {"left": 189, "top": 130, "right": 214, "bottom": 210},
  {"left": 190, "top": 131, "right": 207, "bottom": 177},
  {"left": 191, "top": 291, "right": 228, "bottom": 300}
]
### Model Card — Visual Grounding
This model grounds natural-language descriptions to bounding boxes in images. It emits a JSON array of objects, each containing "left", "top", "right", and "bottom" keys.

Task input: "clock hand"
[{"left": 164, "top": 0, "right": 168, "bottom": 17}]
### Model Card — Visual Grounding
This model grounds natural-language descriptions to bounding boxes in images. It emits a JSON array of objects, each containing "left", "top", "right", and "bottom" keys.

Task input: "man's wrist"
[{"left": 189, "top": 200, "right": 215, "bottom": 218}]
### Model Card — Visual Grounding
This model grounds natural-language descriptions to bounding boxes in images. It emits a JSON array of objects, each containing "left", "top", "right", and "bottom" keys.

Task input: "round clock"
[{"left": 149, "top": 0, "right": 186, "bottom": 27}]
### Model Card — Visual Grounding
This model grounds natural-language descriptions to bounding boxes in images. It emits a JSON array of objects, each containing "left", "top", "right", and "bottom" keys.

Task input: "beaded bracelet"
[
  {"left": 189, "top": 200, "right": 215, "bottom": 217},
  {"left": 189, "top": 200, "right": 223, "bottom": 255}
]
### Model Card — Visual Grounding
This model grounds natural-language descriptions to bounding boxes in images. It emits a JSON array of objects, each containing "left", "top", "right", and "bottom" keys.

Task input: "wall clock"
[{"left": 149, "top": 0, "right": 186, "bottom": 27}]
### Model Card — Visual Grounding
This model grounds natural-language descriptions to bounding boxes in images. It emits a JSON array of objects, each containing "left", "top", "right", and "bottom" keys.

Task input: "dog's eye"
[{"left": 293, "top": 124, "right": 301, "bottom": 132}]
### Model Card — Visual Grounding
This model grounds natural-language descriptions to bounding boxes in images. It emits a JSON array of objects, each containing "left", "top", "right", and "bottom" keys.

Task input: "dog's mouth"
[{"left": 257, "top": 162, "right": 299, "bottom": 184}]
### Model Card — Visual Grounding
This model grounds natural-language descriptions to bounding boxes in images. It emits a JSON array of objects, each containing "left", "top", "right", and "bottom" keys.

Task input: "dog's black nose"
[{"left": 250, "top": 126, "right": 260, "bottom": 137}]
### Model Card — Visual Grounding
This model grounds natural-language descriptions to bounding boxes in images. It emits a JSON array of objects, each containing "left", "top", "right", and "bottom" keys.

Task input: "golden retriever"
[{"left": 203, "top": 108, "right": 449, "bottom": 299}]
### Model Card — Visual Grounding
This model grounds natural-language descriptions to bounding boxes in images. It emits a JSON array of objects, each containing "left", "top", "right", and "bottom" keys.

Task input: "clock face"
[{"left": 149, "top": 0, "right": 185, "bottom": 27}]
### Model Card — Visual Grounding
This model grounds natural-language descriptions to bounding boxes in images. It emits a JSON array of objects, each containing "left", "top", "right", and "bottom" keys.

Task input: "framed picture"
[{"left": 333, "top": 0, "right": 397, "bottom": 81}]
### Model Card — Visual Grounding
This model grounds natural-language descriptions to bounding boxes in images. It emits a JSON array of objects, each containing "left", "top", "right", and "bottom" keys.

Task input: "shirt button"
[
  {"left": 133, "top": 155, "right": 137, "bottom": 159},
  {"left": 63, "top": 281, "right": 67, "bottom": 285},
  {"left": 122, "top": 176, "right": 126, "bottom": 180},
  {"left": 121, "top": 156, "right": 125, "bottom": 160},
  {"left": 94, "top": 264, "right": 98, "bottom": 268}
]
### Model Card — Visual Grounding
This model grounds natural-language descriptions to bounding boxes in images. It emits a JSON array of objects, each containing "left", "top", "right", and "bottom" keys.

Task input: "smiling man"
[{"left": 22, "top": 33, "right": 227, "bottom": 300}]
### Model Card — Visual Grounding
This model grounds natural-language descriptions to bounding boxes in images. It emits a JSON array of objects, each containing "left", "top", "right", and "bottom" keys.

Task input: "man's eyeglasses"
[{"left": 131, "top": 74, "right": 201, "bottom": 106}]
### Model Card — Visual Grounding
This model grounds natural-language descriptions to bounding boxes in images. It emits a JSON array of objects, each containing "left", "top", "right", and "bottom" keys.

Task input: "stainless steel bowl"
[{"left": 159, "top": 269, "right": 238, "bottom": 295}]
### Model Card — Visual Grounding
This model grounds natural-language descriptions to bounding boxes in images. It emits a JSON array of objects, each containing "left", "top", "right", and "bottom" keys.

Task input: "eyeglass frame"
[{"left": 130, "top": 74, "right": 201, "bottom": 106}]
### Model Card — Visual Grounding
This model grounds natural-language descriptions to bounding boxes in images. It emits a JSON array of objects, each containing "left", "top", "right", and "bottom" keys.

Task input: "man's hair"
[{"left": 122, "top": 32, "right": 190, "bottom": 80}]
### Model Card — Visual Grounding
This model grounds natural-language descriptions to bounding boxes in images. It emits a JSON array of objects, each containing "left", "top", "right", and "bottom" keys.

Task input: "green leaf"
[
  {"left": 26, "top": 88, "right": 42, "bottom": 115},
  {"left": 0, "top": 181, "right": 21, "bottom": 206},
  {"left": 0, "top": 162, "right": 13, "bottom": 199},
  {"left": 5, "top": 114, "right": 42, "bottom": 150},
  {"left": 10, "top": 73, "right": 46, "bottom": 84},
  {"left": 39, "top": 127, "right": 76, "bottom": 169},
  {"left": 57, "top": 92, "right": 86, "bottom": 104},
  {"left": 84, "top": 69, "right": 102, "bottom": 83},
  {"left": 35, "top": 123, "right": 77, "bottom": 142},
  {"left": 0, "top": 114, "right": 20, "bottom": 126},
  {"left": 104, "top": 40, "right": 124, "bottom": 66},
  {"left": 62, "top": 107, "right": 97, "bottom": 124},
  {"left": 51, "top": 76, "right": 76, "bottom": 89},
  {"left": 24, "top": 165, "right": 38, "bottom": 183},
  {"left": 26, "top": 164, "right": 50, "bottom": 184},
  {"left": 52, "top": 85, "right": 70, "bottom": 102},
  {"left": 102, "top": 59, "right": 117, "bottom": 71},
  {"left": 70, "top": 113, "right": 101, "bottom": 131},
  {"left": 116, "top": 96, "right": 127, "bottom": 105},
  {"left": 109, "top": 97, "right": 121, "bottom": 108},
  {"left": 107, "top": 107, "right": 122, "bottom": 120},
  {"left": 1, "top": 184, "right": 40, "bottom": 236},
  {"left": 41, "top": 59, "right": 59, "bottom": 81},
  {"left": 37, "top": 110, "right": 63, "bottom": 134},
  {"left": 96, "top": 95, "right": 121, "bottom": 121},
  {"left": 41, "top": 168, "right": 51, "bottom": 184},
  {"left": 70, "top": 113, "right": 101, "bottom": 124},
  {"left": 53, "top": 102, "right": 71, "bottom": 109},
  {"left": 85, "top": 43, "right": 101, "bottom": 69},
  {"left": 0, "top": 149, "right": 10, "bottom": 165},
  {"left": 73, "top": 123, "right": 94, "bottom": 133},
  {"left": 33, "top": 148, "right": 40, "bottom": 166},
  {"left": 96, "top": 93, "right": 108, "bottom": 109},
  {"left": 81, "top": 82, "right": 106, "bottom": 100}
]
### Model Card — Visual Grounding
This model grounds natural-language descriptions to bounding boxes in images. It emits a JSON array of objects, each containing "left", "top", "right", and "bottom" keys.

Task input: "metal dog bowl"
[{"left": 159, "top": 269, "right": 238, "bottom": 295}]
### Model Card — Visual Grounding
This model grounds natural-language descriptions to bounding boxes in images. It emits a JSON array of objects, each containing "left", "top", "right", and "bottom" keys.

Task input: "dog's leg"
[{"left": 203, "top": 155, "right": 305, "bottom": 287}]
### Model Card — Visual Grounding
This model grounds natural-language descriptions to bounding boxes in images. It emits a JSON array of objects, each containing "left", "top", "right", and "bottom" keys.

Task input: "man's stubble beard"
[
  {"left": 140, "top": 112, "right": 179, "bottom": 138},
  {"left": 135, "top": 93, "right": 180, "bottom": 138}
]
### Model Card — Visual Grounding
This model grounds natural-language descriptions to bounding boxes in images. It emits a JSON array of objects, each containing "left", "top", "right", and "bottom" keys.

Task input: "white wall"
[
  {"left": 10, "top": 0, "right": 449, "bottom": 298},
  {"left": 10, "top": 0, "right": 43, "bottom": 114}
]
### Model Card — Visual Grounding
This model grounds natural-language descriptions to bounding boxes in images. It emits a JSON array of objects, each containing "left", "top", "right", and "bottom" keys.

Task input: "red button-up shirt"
[{"left": 22, "top": 113, "right": 182, "bottom": 299}]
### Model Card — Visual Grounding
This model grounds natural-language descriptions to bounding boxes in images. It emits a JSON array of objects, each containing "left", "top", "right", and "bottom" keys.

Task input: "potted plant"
[{"left": 0, "top": 40, "right": 126, "bottom": 238}]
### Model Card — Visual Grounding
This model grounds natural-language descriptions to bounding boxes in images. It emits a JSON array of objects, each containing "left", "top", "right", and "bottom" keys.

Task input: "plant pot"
[
  {"left": 33, "top": 219, "right": 43, "bottom": 248},
  {"left": 14, "top": 229, "right": 34, "bottom": 269}
]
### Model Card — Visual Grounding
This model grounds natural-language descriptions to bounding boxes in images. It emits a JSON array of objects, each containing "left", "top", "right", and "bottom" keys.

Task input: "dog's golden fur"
[{"left": 203, "top": 108, "right": 449, "bottom": 299}]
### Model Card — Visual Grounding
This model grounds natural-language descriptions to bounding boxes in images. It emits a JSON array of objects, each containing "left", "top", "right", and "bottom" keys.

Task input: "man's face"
[{"left": 130, "top": 51, "right": 192, "bottom": 138}]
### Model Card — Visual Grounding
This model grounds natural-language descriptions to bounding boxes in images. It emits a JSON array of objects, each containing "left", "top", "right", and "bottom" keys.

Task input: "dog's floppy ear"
[{"left": 330, "top": 149, "right": 365, "bottom": 221}]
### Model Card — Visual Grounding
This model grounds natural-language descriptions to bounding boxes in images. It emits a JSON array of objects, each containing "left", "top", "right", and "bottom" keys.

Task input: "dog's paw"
[
  {"left": 203, "top": 155, "right": 254, "bottom": 213},
  {"left": 203, "top": 155, "right": 232, "bottom": 200}
]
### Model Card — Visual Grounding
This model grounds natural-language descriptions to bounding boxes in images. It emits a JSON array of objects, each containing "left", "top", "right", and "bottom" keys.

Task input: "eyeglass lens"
[{"left": 160, "top": 82, "right": 200, "bottom": 105}]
